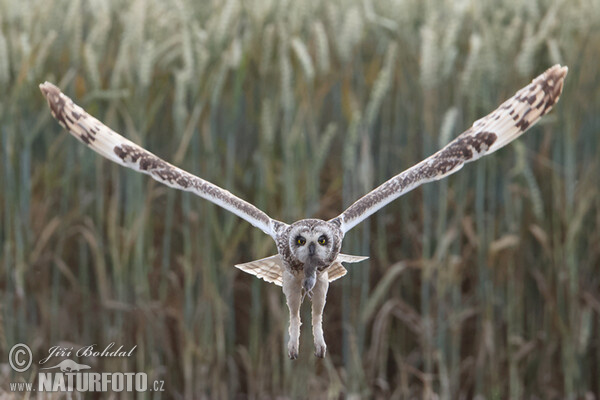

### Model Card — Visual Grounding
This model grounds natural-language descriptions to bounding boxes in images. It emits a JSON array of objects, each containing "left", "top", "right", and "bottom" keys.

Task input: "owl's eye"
[
  {"left": 318, "top": 235, "right": 327, "bottom": 245},
  {"left": 296, "top": 236, "right": 306, "bottom": 246}
]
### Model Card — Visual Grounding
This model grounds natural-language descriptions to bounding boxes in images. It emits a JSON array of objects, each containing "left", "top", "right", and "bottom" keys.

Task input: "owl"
[{"left": 40, "top": 65, "right": 567, "bottom": 359}]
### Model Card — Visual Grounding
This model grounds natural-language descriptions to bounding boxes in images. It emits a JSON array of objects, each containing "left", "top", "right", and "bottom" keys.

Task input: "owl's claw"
[
  {"left": 288, "top": 345, "right": 298, "bottom": 360},
  {"left": 314, "top": 343, "right": 327, "bottom": 358}
]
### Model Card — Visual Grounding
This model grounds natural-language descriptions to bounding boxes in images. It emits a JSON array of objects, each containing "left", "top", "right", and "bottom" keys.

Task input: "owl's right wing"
[
  {"left": 40, "top": 82, "right": 286, "bottom": 239},
  {"left": 331, "top": 65, "right": 567, "bottom": 234}
]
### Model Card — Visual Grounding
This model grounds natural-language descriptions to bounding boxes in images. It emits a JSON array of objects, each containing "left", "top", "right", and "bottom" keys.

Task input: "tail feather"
[
  {"left": 234, "top": 255, "right": 284, "bottom": 286},
  {"left": 235, "top": 254, "right": 368, "bottom": 286}
]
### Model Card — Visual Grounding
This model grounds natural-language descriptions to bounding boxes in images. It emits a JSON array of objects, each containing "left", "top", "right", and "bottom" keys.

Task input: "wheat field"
[{"left": 1, "top": 0, "right": 599, "bottom": 398}]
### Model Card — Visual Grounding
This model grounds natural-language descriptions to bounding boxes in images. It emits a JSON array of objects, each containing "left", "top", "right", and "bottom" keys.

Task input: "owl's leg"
[
  {"left": 311, "top": 271, "right": 329, "bottom": 358},
  {"left": 282, "top": 270, "right": 302, "bottom": 359}
]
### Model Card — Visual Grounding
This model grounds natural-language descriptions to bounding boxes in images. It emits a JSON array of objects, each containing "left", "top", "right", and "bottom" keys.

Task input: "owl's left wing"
[
  {"left": 331, "top": 65, "right": 568, "bottom": 234},
  {"left": 40, "top": 82, "right": 286, "bottom": 239}
]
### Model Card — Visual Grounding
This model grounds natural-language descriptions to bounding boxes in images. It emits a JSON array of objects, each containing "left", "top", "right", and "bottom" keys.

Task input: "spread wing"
[
  {"left": 331, "top": 65, "right": 568, "bottom": 234},
  {"left": 40, "top": 82, "right": 286, "bottom": 239}
]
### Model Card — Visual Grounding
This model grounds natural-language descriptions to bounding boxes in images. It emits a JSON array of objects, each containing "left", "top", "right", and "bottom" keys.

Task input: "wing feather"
[
  {"left": 332, "top": 65, "right": 568, "bottom": 234},
  {"left": 40, "top": 82, "right": 285, "bottom": 238}
]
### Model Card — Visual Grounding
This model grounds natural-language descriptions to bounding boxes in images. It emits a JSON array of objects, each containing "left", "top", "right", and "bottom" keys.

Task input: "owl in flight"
[{"left": 40, "top": 65, "right": 567, "bottom": 359}]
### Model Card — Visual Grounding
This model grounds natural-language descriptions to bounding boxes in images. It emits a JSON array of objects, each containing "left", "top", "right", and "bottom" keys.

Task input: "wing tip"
[
  {"left": 544, "top": 64, "right": 568, "bottom": 80},
  {"left": 40, "top": 81, "right": 68, "bottom": 125},
  {"left": 543, "top": 64, "right": 568, "bottom": 102},
  {"left": 39, "top": 81, "right": 61, "bottom": 98},
  {"left": 548, "top": 64, "right": 568, "bottom": 77}
]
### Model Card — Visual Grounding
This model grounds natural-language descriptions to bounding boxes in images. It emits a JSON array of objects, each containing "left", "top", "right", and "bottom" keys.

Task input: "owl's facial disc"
[
  {"left": 288, "top": 222, "right": 340, "bottom": 293},
  {"left": 292, "top": 230, "right": 331, "bottom": 264},
  {"left": 287, "top": 220, "right": 341, "bottom": 292}
]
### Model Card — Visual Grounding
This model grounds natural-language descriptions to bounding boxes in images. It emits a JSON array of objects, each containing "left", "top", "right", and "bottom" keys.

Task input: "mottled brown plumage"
[{"left": 40, "top": 65, "right": 567, "bottom": 359}]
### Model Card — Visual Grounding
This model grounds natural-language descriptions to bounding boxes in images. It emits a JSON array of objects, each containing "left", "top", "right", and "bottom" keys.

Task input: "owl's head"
[{"left": 287, "top": 219, "right": 342, "bottom": 291}]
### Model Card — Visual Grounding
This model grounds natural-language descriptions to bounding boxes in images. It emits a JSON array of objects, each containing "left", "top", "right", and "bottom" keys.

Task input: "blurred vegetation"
[{"left": 1, "top": 0, "right": 599, "bottom": 398}]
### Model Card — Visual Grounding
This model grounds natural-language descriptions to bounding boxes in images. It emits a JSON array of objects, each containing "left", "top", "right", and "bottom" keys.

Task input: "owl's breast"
[{"left": 285, "top": 257, "right": 304, "bottom": 272}]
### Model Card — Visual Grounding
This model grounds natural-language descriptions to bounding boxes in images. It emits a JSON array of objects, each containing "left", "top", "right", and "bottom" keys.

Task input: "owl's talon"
[{"left": 314, "top": 344, "right": 327, "bottom": 358}]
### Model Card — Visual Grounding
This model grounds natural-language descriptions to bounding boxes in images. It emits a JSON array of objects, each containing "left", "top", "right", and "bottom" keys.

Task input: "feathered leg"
[
  {"left": 282, "top": 270, "right": 302, "bottom": 359},
  {"left": 311, "top": 271, "right": 329, "bottom": 358}
]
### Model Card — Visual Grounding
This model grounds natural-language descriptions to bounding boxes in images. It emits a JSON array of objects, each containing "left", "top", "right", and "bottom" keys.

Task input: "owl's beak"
[{"left": 308, "top": 243, "right": 316, "bottom": 256}]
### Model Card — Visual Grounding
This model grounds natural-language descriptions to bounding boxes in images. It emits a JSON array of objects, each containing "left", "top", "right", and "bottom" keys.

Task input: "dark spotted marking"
[
  {"left": 113, "top": 145, "right": 128, "bottom": 160},
  {"left": 41, "top": 84, "right": 99, "bottom": 146},
  {"left": 534, "top": 97, "right": 546, "bottom": 110},
  {"left": 441, "top": 131, "right": 497, "bottom": 161},
  {"left": 478, "top": 131, "right": 497, "bottom": 148},
  {"left": 140, "top": 155, "right": 167, "bottom": 171},
  {"left": 80, "top": 131, "right": 94, "bottom": 145},
  {"left": 538, "top": 71, "right": 564, "bottom": 114},
  {"left": 111, "top": 143, "right": 274, "bottom": 227},
  {"left": 329, "top": 218, "right": 342, "bottom": 229},
  {"left": 176, "top": 175, "right": 191, "bottom": 188},
  {"left": 515, "top": 109, "right": 532, "bottom": 131},
  {"left": 48, "top": 94, "right": 68, "bottom": 127},
  {"left": 431, "top": 158, "right": 461, "bottom": 175}
]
